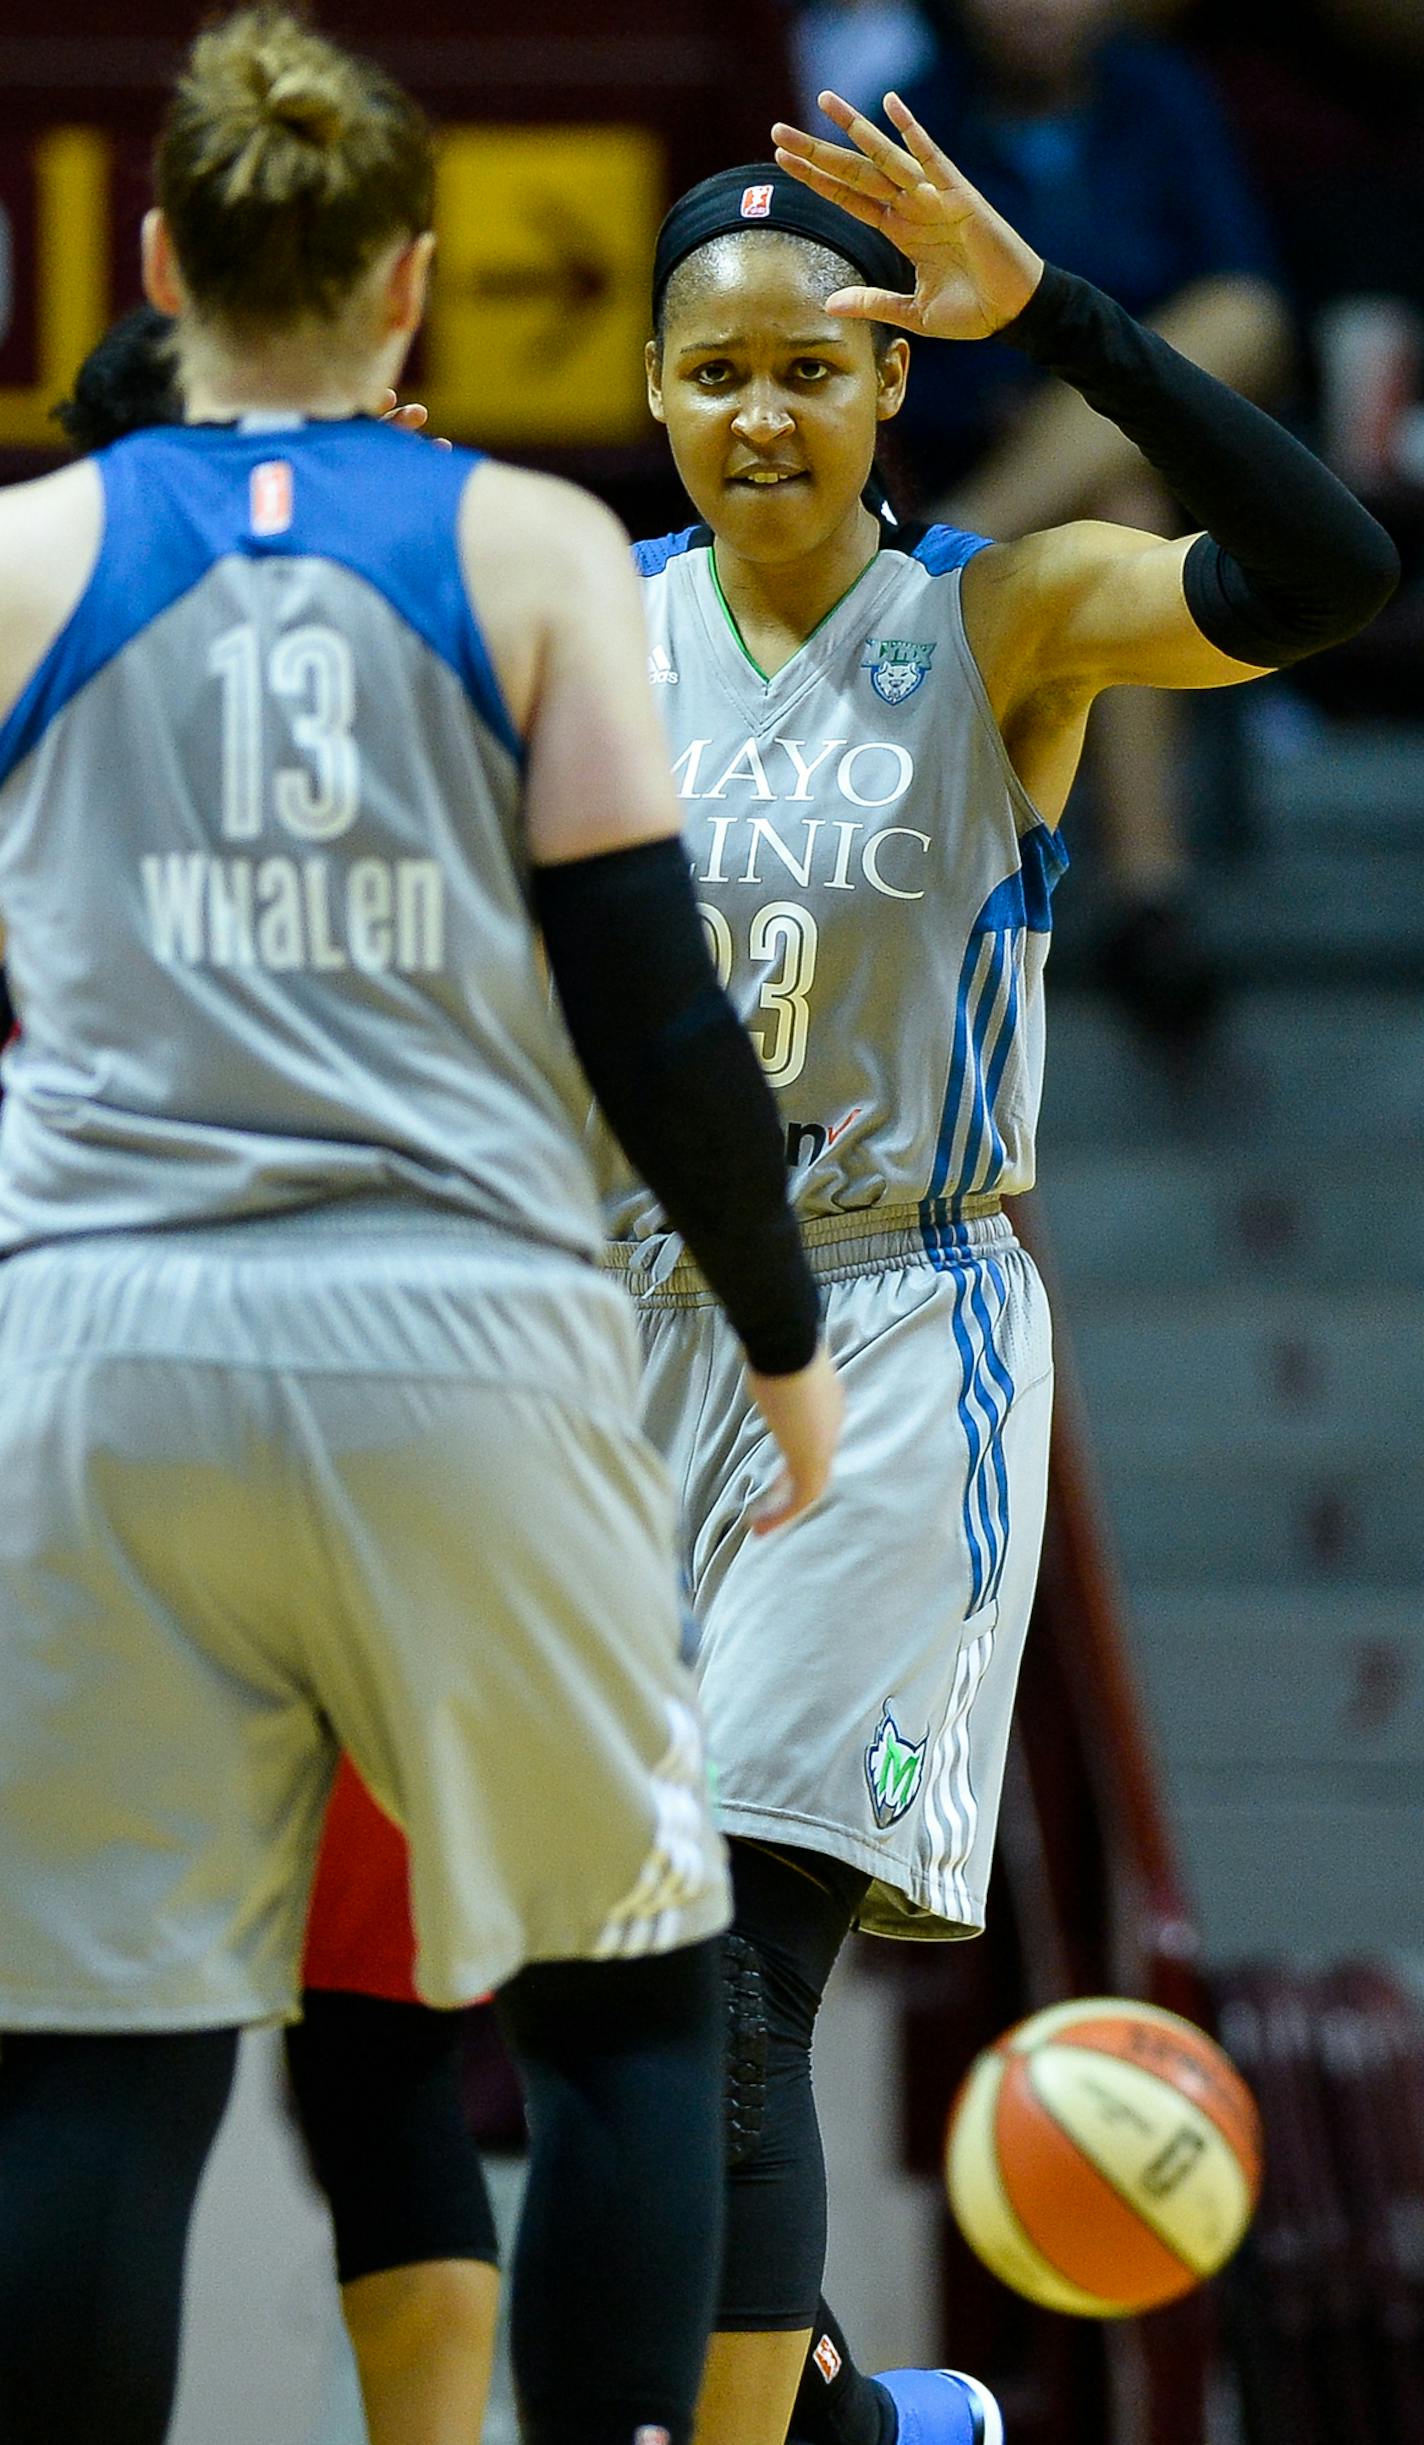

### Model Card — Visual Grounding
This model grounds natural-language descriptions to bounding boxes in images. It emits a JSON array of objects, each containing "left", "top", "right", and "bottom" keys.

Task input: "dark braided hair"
[{"left": 53, "top": 305, "right": 182, "bottom": 453}]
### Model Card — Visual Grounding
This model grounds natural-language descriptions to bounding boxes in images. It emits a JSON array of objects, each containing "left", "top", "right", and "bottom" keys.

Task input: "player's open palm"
[{"left": 772, "top": 90, "right": 1043, "bottom": 344}]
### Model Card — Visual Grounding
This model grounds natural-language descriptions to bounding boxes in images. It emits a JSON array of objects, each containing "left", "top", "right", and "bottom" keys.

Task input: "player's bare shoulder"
[
  {"left": 458, "top": 459, "right": 640, "bottom": 741},
  {"left": 961, "top": 518, "right": 1165, "bottom": 717},
  {"left": 0, "top": 458, "right": 105, "bottom": 724}
]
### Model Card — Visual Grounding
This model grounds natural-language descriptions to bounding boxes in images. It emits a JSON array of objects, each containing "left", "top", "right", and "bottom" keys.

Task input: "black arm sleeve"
[
  {"left": 533, "top": 837, "right": 821, "bottom": 1376},
  {"left": 999, "top": 263, "right": 1401, "bottom": 667}
]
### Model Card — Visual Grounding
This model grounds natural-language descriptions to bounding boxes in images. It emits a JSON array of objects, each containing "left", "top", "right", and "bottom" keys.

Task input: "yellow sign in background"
[
  {"left": 0, "top": 128, "right": 110, "bottom": 448},
  {"left": 0, "top": 121, "right": 663, "bottom": 453},
  {"left": 427, "top": 125, "right": 663, "bottom": 446}
]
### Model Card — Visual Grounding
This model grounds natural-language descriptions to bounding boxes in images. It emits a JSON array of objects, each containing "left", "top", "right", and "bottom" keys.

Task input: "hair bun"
[
  {"left": 262, "top": 65, "right": 349, "bottom": 149},
  {"left": 157, "top": 6, "right": 434, "bottom": 324}
]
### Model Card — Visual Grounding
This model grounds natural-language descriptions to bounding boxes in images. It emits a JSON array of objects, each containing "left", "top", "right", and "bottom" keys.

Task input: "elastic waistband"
[
  {"left": 606, "top": 1198, "right": 1008, "bottom": 1305},
  {"left": 1, "top": 1195, "right": 596, "bottom": 1269}
]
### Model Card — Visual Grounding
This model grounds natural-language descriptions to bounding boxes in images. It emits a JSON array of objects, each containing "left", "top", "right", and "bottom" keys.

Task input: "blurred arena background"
[{"left": 1, "top": 4, "right": 1420, "bottom": 2439}]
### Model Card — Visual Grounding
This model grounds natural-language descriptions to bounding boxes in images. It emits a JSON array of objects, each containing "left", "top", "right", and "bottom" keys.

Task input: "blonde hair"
[{"left": 156, "top": 7, "right": 434, "bottom": 327}]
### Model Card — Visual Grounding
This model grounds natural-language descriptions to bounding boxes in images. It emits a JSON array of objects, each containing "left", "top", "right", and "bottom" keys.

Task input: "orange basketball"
[{"left": 945, "top": 1997, "right": 1263, "bottom": 2317}]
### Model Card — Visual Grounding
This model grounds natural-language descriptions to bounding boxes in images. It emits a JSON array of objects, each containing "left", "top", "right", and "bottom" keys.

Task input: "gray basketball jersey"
[
  {"left": 607, "top": 523, "right": 1068, "bottom": 1248},
  {"left": 0, "top": 420, "right": 601, "bottom": 1260}
]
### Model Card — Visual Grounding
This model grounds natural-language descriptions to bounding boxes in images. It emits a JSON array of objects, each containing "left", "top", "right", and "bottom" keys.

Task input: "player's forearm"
[
  {"left": 998, "top": 263, "right": 1399, "bottom": 664},
  {"left": 945, "top": 278, "right": 1292, "bottom": 538},
  {"left": 534, "top": 838, "right": 821, "bottom": 1377}
]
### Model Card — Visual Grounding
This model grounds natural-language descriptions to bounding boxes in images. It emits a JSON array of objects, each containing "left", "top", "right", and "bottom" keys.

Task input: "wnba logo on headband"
[{"left": 651, "top": 162, "right": 914, "bottom": 318}]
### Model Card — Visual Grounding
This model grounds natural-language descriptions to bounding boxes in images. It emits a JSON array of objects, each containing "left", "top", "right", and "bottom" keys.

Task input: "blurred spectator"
[
  {"left": 797, "top": 0, "right": 1293, "bottom": 1045},
  {"left": 1177, "top": 0, "right": 1424, "bottom": 327},
  {"left": 791, "top": 1, "right": 937, "bottom": 122},
  {"left": 1167, "top": 0, "right": 1424, "bottom": 712}
]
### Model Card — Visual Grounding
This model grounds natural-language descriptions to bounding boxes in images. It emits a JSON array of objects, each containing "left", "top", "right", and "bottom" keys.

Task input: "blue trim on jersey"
[
  {"left": 959, "top": 929, "right": 1012, "bottom": 1197},
  {"left": 969, "top": 1261, "right": 1015, "bottom": 1603},
  {"left": 947, "top": 1267, "right": 992, "bottom": 1608},
  {"left": 0, "top": 421, "right": 520, "bottom": 792},
  {"left": 632, "top": 525, "right": 707, "bottom": 577},
  {"left": 921, "top": 1229, "right": 1015, "bottom": 1615},
  {"left": 976, "top": 871, "right": 1026, "bottom": 933},
  {"left": 911, "top": 523, "right": 992, "bottom": 577},
  {"left": 974, "top": 826, "right": 1069, "bottom": 936},
  {"left": 920, "top": 833, "right": 1066, "bottom": 1210},
  {"left": 1021, "top": 820, "right": 1070, "bottom": 929},
  {"left": 926, "top": 932, "right": 974, "bottom": 1210},
  {"left": 978, "top": 939, "right": 1021, "bottom": 1188}
]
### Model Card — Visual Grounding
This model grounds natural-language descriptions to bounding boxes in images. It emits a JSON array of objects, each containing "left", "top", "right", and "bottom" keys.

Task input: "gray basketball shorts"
[
  {"left": 617, "top": 1206, "right": 1052, "bottom": 1941},
  {"left": 0, "top": 1201, "right": 727, "bottom": 2031}
]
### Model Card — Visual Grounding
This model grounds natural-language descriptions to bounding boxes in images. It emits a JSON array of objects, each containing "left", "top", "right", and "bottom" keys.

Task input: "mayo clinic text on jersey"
[
  {"left": 671, "top": 734, "right": 914, "bottom": 808},
  {"left": 671, "top": 735, "right": 929, "bottom": 902}
]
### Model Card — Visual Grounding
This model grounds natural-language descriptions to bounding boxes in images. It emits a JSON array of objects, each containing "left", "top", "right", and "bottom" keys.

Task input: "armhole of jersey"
[
  {"left": 0, "top": 456, "right": 126, "bottom": 793},
  {"left": 939, "top": 557, "right": 1057, "bottom": 844},
  {"left": 439, "top": 454, "right": 525, "bottom": 770}
]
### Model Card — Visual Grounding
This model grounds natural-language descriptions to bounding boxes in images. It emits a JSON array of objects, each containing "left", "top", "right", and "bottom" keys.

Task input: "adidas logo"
[{"left": 647, "top": 645, "right": 679, "bottom": 685}]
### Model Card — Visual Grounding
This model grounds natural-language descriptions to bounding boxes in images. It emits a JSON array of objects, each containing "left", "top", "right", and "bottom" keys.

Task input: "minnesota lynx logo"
[
  {"left": 865, "top": 1707, "right": 927, "bottom": 1829},
  {"left": 861, "top": 634, "right": 936, "bottom": 706}
]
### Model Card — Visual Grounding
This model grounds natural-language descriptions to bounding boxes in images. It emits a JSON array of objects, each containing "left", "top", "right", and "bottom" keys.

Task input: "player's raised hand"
[
  {"left": 747, "top": 1341, "right": 844, "bottom": 1535},
  {"left": 772, "top": 90, "right": 1043, "bottom": 343}
]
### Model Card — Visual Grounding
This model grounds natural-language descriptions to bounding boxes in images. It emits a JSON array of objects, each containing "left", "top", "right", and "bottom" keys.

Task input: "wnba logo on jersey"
[
  {"left": 250, "top": 461, "right": 293, "bottom": 537},
  {"left": 740, "top": 182, "right": 774, "bottom": 218}
]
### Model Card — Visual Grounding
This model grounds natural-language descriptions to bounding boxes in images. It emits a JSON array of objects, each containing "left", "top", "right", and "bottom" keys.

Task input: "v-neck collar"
[{"left": 693, "top": 539, "right": 907, "bottom": 728}]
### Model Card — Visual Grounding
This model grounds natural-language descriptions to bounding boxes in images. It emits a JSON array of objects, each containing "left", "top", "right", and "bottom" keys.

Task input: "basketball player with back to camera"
[
  {"left": 60, "top": 75, "right": 1397, "bottom": 2445},
  {"left": 0, "top": 13, "right": 844, "bottom": 2445}
]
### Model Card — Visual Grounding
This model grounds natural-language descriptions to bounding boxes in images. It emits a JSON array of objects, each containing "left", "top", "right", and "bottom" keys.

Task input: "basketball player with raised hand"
[
  {"left": 611, "top": 87, "right": 1396, "bottom": 2445},
  {"left": 0, "top": 13, "right": 842, "bottom": 2445}
]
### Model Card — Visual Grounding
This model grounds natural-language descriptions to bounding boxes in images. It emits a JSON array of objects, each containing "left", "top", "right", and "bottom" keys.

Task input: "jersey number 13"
[{"left": 209, "top": 621, "right": 362, "bottom": 844}]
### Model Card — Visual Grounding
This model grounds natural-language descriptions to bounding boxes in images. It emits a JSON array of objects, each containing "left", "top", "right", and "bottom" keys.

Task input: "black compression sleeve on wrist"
[
  {"left": 999, "top": 263, "right": 1400, "bottom": 666},
  {"left": 534, "top": 838, "right": 820, "bottom": 1375}
]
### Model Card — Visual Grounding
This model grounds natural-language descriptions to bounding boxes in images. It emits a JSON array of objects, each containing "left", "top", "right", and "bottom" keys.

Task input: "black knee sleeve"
[
  {"left": 285, "top": 1992, "right": 498, "bottom": 2285},
  {"left": 0, "top": 2026, "right": 238, "bottom": 2445},
  {"left": 497, "top": 1937, "right": 725, "bottom": 2445},
  {"left": 724, "top": 1930, "right": 770, "bottom": 2169},
  {"left": 718, "top": 1841, "right": 870, "bottom": 2333}
]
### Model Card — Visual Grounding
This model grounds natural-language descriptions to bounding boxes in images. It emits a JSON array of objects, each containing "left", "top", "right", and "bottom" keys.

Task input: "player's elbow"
[
  {"left": 1338, "top": 514, "right": 1404, "bottom": 634},
  {"left": 1296, "top": 510, "right": 1403, "bottom": 656}
]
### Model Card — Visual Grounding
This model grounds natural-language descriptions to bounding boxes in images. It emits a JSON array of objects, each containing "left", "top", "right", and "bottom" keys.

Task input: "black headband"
[{"left": 651, "top": 161, "right": 912, "bottom": 323}]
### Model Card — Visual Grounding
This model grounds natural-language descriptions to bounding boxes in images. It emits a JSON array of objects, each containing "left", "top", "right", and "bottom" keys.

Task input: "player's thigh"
[
  {"left": 0, "top": 1316, "right": 332, "bottom": 2027},
  {"left": 291, "top": 1343, "right": 728, "bottom": 2004}
]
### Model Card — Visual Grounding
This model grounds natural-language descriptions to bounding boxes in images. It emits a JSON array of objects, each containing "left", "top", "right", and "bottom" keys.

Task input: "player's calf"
[{"left": 0, "top": 2026, "right": 238, "bottom": 2445}]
